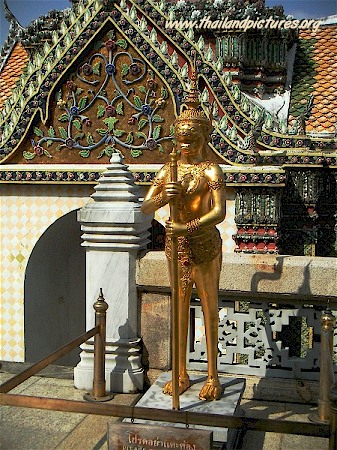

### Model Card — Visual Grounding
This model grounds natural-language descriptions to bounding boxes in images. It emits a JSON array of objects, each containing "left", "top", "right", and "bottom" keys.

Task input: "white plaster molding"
[
  {"left": 74, "top": 154, "right": 152, "bottom": 393},
  {"left": 242, "top": 43, "right": 297, "bottom": 124},
  {"left": 318, "top": 15, "right": 337, "bottom": 25}
]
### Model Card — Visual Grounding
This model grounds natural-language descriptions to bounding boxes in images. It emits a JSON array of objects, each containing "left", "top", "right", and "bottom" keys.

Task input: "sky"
[{"left": 0, "top": 0, "right": 336, "bottom": 47}]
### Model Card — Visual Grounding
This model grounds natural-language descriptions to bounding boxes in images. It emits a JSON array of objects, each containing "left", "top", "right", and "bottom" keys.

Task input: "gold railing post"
[
  {"left": 310, "top": 309, "right": 336, "bottom": 424},
  {"left": 169, "top": 146, "right": 180, "bottom": 411},
  {"left": 84, "top": 289, "right": 114, "bottom": 402},
  {"left": 329, "top": 384, "right": 337, "bottom": 450}
]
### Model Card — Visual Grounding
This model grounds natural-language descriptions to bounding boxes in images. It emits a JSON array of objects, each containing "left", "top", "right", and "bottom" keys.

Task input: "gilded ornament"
[
  {"left": 207, "top": 179, "right": 226, "bottom": 190},
  {"left": 186, "top": 217, "right": 201, "bottom": 233},
  {"left": 152, "top": 192, "right": 165, "bottom": 207}
]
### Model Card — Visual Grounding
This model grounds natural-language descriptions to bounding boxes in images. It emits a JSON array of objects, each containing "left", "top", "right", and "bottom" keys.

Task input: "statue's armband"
[{"left": 207, "top": 178, "right": 226, "bottom": 191}]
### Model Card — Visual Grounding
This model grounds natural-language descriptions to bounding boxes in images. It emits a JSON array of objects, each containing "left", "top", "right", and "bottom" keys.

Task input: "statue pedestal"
[{"left": 126, "top": 372, "right": 245, "bottom": 448}]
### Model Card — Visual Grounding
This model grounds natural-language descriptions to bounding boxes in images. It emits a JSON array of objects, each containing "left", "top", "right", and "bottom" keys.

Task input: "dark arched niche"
[{"left": 24, "top": 209, "right": 85, "bottom": 366}]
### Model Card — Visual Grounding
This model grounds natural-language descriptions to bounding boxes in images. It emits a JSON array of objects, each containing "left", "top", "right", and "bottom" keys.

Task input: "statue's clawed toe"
[
  {"left": 198, "top": 376, "right": 222, "bottom": 401},
  {"left": 163, "top": 375, "right": 190, "bottom": 396}
]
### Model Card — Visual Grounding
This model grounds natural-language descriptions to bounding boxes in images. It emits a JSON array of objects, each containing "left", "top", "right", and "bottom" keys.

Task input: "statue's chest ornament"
[{"left": 177, "top": 161, "right": 212, "bottom": 195}]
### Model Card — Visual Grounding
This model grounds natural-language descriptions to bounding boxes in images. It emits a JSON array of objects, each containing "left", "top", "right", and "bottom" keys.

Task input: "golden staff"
[{"left": 169, "top": 146, "right": 180, "bottom": 410}]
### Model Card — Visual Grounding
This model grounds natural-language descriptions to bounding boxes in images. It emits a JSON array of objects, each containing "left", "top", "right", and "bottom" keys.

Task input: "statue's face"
[{"left": 175, "top": 122, "right": 205, "bottom": 158}]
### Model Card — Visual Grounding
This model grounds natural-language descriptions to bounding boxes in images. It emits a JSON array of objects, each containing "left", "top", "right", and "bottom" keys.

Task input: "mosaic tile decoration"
[
  {"left": 289, "top": 26, "right": 337, "bottom": 133},
  {"left": 0, "top": 184, "right": 93, "bottom": 361},
  {"left": 0, "top": 42, "right": 29, "bottom": 109}
]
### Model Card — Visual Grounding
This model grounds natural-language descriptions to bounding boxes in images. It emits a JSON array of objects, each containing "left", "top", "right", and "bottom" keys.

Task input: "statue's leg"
[
  {"left": 193, "top": 254, "right": 222, "bottom": 400},
  {"left": 163, "top": 262, "right": 193, "bottom": 396}
]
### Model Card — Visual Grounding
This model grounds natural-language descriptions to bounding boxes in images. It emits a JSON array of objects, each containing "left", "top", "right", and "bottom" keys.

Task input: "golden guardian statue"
[{"left": 141, "top": 70, "right": 226, "bottom": 404}]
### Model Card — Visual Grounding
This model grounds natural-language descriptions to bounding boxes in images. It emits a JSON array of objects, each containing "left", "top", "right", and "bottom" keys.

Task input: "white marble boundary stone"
[
  {"left": 74, "top": 154, "right": 152, "bottom": 393},
  {"left": 137, "top": 252, "right": 337, "bottom": 300},
  {"left": 125, "top": 372, "right": 246, "bottom": 446}
]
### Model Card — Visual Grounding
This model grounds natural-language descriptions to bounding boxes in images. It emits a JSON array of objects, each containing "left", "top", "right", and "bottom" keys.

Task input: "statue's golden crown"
[{"left": 174, "top": 69, "right": 211, "bottom": 129}]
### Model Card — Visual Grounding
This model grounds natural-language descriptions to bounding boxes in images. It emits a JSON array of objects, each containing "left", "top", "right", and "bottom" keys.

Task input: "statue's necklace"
[{"left": 177, "top": 161, "right": 212, "bottom": 194}]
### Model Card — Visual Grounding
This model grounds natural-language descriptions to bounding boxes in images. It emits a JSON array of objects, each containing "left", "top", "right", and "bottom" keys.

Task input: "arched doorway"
[{"left": 24, "top": 210, "right": 85, "bottom": 366}]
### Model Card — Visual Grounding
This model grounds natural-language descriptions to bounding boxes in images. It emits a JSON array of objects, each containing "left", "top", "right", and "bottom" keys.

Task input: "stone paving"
[{"left": 0, "top": 364, "right": 329, "bottom": 450}]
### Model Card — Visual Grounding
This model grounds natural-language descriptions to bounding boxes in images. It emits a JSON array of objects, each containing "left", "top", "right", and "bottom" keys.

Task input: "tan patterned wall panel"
[
  {"left": 0, "top": 184, "right": 236, "bottom": 362},
  {"left": 0, "top": 184, "right": 93, "bottom": 361}
]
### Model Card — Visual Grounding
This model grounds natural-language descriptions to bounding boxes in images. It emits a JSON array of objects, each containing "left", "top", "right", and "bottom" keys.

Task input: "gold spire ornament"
[
  {"left": 141, "top": 65, "right": 227, "bottom": 406},
  {"left": 174, "top": 68, "right": 211, "bottom": 132}
]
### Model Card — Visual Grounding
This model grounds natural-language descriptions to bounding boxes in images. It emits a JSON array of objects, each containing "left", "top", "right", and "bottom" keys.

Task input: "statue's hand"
[
  {"left": 165, "top": 220, "right": 187, "bottom": 237},
  {"left": 162, "top": 181, "right": 182, "bottom": 203}
]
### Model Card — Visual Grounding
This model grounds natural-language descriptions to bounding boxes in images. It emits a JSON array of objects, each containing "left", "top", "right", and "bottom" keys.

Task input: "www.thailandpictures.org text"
[{"left": 165, "top": 16, "right": 322, "bottom": 32}]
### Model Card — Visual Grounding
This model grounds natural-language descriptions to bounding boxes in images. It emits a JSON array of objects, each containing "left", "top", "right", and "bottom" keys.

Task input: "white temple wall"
[
  {"left": 0, "top": 184, "right": 93, "bottom": 362},
  {"left": 0, "top": 182, "right": 237, "bottom": 364}
]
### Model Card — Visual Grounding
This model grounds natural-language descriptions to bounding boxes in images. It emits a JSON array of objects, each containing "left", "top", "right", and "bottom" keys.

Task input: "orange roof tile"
[
  {"left": 289, "top": 25, "right": 337, "bottom": 132},
  {"left": 0, "top": 42, "right": 29, "bottom": 110}
]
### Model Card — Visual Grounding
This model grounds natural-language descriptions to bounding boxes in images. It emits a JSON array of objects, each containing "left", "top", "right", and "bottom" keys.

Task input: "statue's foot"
[
  {"left": 163, "top": 375, "right": 190, "bottom": 396},
  {"left": 198, "top": 376, "right": 222, "bottom": 401}
]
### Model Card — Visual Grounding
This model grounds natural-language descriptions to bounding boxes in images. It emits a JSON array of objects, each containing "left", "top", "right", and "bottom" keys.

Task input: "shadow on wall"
[
  {"left": 280, "top": 167, "right": 337, "bottom": 257},
  {"left": 249, "top": 256, "right": 329, "bottom": 379},
  {"left": 250, "top": 255, "right": 314, "bottom": 297},
  {"left": 24, "top": 209, "right": 85, "bottom": 366},
  {"left": 250, "top": 255, "right": 286, "bottom": 294}
]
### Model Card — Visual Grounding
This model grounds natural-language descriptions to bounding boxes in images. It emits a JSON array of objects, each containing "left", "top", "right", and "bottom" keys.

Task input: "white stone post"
[{"left": 74, "top": 154, "right": 152, "bottom": 393}]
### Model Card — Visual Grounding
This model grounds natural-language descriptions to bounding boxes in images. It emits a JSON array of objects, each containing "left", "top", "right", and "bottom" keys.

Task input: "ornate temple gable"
[
  {"left": 0, "top": 0, "right": 256, "bottom": 167},
  {"left": 0, "top": 42, "right": 29, "bottom": 110},
  {"left": 0, "top": 1, "right": 28, "bottom": 110},
  {"left": 0, "top": 0, "right": 180, "bottom": 165},
  {"left": 0, "top": 0, "right": 336, "bottom": 174},
  {"left": 0, "top": 0, "right": 24, "bottom": 73},
  {"left": 9, "top": 26, "right": 177, "bottom": 165},
  {"left": 289, "top": 24, "right": 337, "bottom": 134}
]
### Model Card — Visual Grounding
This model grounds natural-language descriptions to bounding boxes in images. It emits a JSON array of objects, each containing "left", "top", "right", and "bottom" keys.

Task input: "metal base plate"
[
  {"left": 83, "top": 392, "right": 114, "bottom": 402},
  {"left": 308, "top": 411, "right": 330, "bottom": 424}
]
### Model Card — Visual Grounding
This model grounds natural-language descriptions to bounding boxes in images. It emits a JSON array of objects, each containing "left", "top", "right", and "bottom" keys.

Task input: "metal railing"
[
  {"left": 0, "top": 288, "right": 110, "bottom": 401},
  {"left": 1, "top": 291, "right": 337, "bottom": 449}
]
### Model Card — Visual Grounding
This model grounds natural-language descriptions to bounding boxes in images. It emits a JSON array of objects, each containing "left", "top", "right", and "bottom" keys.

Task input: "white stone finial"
[
  {"left": 91, "top": 153, "right": 139, "bottom": 204},
  {"left": 109, "top": 152, "right": 123, "bottom": 164}
]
